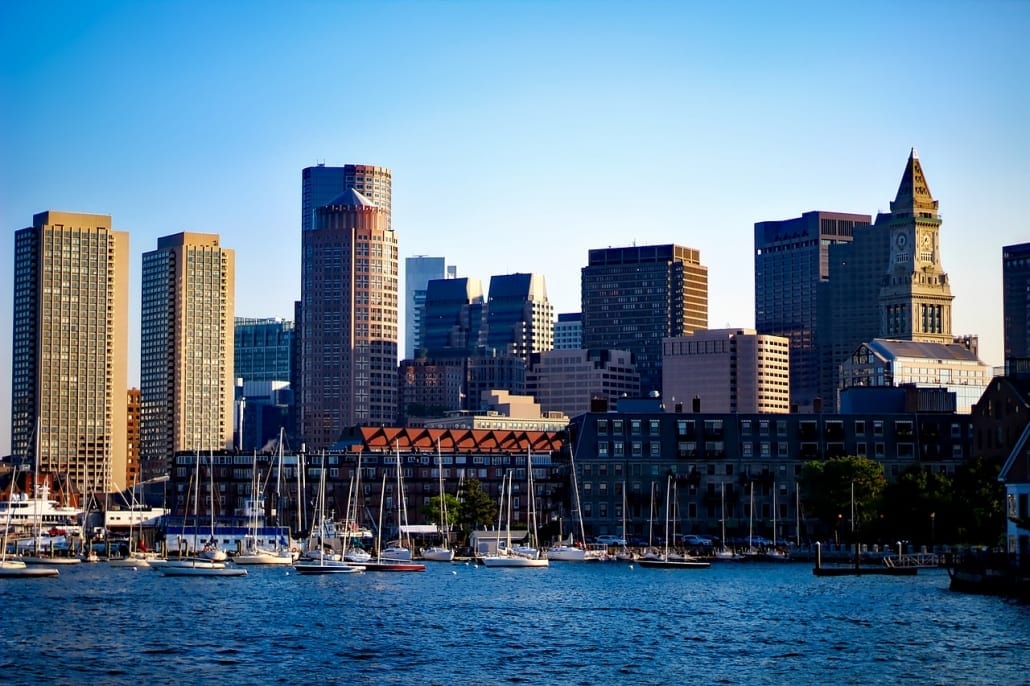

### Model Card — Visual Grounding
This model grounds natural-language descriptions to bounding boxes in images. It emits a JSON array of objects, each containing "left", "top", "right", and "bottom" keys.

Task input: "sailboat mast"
[{"left": 663, "top": 475, "right": 671, "bottom": 556}]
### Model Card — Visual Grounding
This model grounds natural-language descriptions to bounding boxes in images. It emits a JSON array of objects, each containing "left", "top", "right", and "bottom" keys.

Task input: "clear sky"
[{"left": 2, "top": 0, "right": 1029, "bottom": 455}]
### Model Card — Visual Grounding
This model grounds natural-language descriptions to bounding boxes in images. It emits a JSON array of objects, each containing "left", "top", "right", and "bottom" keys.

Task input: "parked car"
[
  {"left": 595, "top": 535, "right": 627, "bottom": 546},
  {"left": 681, "top": 534, "right": 713, "bottom": 546}
]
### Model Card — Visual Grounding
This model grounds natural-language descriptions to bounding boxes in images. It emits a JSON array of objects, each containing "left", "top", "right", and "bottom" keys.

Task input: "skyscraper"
[
  {"left": 421, "top": 277, "right": 485, "bottom": 357},
  {"left": 755, "top": 211, "right": 870, "bottom": 411},
  {"left": 234, "top": 317, "right": 294, "bottom": 383},
  {"left": 405, "top": 256, "right": 447, "bottom": 359},
  {"left": 582, "top": 244, "right": 708, "bottom": 396},
  {"left": 1002, "top": 242, "right": 1030, "bottom": 363},
  {"left": 11, "top": 211, "right": 129, "bottom": 493},
  {"left": 302, "top": 163, "right": 392, "bottom": 232},
  {"left": 483, "top": 273, "right": 554, "bottom": 360},
  {"left": 140, "top": 232, "right": 236, "bottom": 474},
  {"left": 301, "top": 182, "right": 398, "bottom": 449}
]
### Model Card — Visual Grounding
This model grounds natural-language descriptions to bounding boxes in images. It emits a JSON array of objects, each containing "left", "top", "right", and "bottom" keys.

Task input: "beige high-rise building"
[
  {"left": 662, "top": 328, "right": 791, "bottom": 414},
  {"left": 11, "top": 211, "right": 129, "bottom": 493},
  {"left": 140, "top": 233, "right": 235, "bottom": 475}
]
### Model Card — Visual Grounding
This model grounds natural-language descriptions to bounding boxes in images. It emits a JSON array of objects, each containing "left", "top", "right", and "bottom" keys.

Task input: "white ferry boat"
[{"left": 0, "top": 484, "right": 83, "bottom": 537}]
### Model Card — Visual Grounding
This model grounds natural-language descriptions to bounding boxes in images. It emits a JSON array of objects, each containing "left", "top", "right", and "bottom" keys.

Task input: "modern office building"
[
  {"left": 527, "top": 348, "right": 640, "bottom": 418},
  {"left": 300, "top": 182, "right": 399, "bottom": 449},
  {"left": 234, "top": 317, "right": 293, "bottom": 383},
  {"left": 421, "top": 277, "right": 485, "bottom": 358},
  {"left": 582, "top": 244, "right": 708, "bottom": 397},
  {"left": 140, "top": 232, "right": 236, "bottom": 475},
  {"left": 662, "top": 328, "right": 791, "bottom": 414},
  {"left": 823, "top": 149, "right": 952, "bottom": 410},
  {"left": 405, "top": 256, "right": 448, "bottom": 359},
  {"left": 553, "top": 312, "right": 583, "bottom": 350},
  {"left": 755, "top": 211, "right": 870, "bottom": 411},
  {"left": 1003, "top": 242, "right": 1030, "bottom": 363},
  {"left": 301, "top": 163, "right": 392, "bottom": 232},
  {"left": 11, "top": 211, "right": 129, "bottom": 493},
  {"left": 483, "top": 273, "right": 554, "bottom": 360}
]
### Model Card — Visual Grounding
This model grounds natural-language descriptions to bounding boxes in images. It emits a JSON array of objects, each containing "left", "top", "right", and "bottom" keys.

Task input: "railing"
[{"left": 885, "top": 552, "right": 940, "bottom": 568}]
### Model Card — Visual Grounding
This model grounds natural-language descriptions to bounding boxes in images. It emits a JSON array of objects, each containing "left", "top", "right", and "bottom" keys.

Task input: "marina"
[{"left": 1, "top": 559, "right": 1026, "bottom": 684}]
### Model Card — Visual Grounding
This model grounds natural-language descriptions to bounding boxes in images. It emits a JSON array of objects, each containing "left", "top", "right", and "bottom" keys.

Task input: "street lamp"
[{"left": 930, "top": 512, "right": 936, "bottom": 551}]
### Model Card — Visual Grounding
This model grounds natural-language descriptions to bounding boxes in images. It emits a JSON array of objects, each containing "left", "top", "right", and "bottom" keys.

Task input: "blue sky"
[{"left": 2, "top": 1, "right": 1029, "bottom": 455}]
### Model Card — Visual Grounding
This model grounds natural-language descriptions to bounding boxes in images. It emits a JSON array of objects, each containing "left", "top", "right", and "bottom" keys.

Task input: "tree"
[
  {"left": 455, "top": 479, "right": 497, "bottom": 533},
  {"left": 951, "top": 456, "right": 1005, "bottom": 546},
  {"left": 881, "top": 465, "right": 952, "bottom": 546},
  {"left": 800, "top": 456, "right": 887, "bottom": 541},
  {"left": 422, "top": 493, "right": 461, "bottom": 529}
]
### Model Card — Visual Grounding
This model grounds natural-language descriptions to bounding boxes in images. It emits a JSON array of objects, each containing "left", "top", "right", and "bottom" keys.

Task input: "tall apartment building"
[
  {"left": 662, "top": 328, "right": 791, "bottom": 414},
  {"left": 140, "top": 232, "right": 236, "bottom": 474},
  {"left": 1003, "top": 242, "right": 1030, "bottom": 362},
  {"left": 553, "top": 312, "right": 583, "bottom": 350},
  {"left": 582, "top": 244, "right": 708, "bottom": 396},
  {"left": 483, "top": 273, "right": 554, "bottom": 360},
  {"left": 405, "top": 256, "right": 447, "bottom": 359},
  {"left": 301, "top": 182, "right": 398, "bottom": 449},
  {"left": 823, "top": 149, "right": 950, "bottom": 410},
  {"left": 11, "top": 211, "right": 129, "bottom": 493},
  {"left": 755, "top": 211, "right": 870, "bottom": 411},
  {"left": 527, "top": 348, "right": 640, "bottom": 418}
]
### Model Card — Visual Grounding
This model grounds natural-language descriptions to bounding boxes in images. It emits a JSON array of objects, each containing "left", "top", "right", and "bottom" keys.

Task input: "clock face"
[
  {"left": 922, "top": 233, "right": 931, "bottom": 248},
  {"left": 895, "top": 232, "right": 907, "bottom": 248}
]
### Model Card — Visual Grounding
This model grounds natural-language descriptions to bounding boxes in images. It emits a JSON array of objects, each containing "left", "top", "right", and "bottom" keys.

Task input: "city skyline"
[{"left": 3, "top": 2, "right": 1029, "bottom": 454}]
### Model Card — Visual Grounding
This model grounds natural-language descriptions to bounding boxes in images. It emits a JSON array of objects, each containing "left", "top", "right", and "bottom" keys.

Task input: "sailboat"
[
  {"left": 362, "top": 454, "right": 424, "bottom": 572},
  {"left": 294, "top": 452, "right": 364, "bottom": 575},
  {"left": 108, "top": 480, "right": 156, "bottom": 568},
  {"left": 763, "top": 483, "right": 790, "bottom": 561},
  {"left": 159, "top": 451, "right": 246, "bottom": 577},
  {"left": 547, "top": 437, "right": 602, "bottom": 561},
  {"left": 235, "top": 443, "right": 293, "bottom": 566},
  {"left": 713, "top": 482, "right": 741, "bottom": 561},
  {"left": 482, "top": 449, "right": 548, "bottom": 568},
  {"left": 638, "top": 475, "right": 710, "bottom": 570},
  {"left": 422, "top": 442, "right": 454, "bottom": 562},
  {"left": 614, "top": 482, "right": 637, "bottom": 562}
]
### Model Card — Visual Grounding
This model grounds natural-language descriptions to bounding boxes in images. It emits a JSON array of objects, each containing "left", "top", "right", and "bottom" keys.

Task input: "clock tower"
[{"left": 879, "top": 148, "right": 953, "bottom": 343}]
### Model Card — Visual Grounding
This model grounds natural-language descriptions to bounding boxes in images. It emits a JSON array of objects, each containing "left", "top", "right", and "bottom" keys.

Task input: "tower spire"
[{"left": 890, "top": 147, "right": 938, "bottom": 218}]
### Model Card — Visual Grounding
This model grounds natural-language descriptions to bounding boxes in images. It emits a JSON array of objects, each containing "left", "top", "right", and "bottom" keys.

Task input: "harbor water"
[{"left": 1, "top": 561, "right": 1027, "bottom": 685}]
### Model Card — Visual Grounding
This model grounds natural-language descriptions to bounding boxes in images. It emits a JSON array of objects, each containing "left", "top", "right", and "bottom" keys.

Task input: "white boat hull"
[
  {"left": 159, "top": 565, "right": 247, "bottom": 577},
  {"left": 421, "top": 547, "right": 455, "bottom": 562},
  {"left": 235, "top": 551, "right": 294, "bottom": 566},
  {"left": 480, "top": 555, "right": 549, "bottom": 568}
]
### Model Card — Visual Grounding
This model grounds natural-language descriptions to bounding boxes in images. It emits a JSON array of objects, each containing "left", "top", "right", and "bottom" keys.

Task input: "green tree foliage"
[
  {"left": 951, "top": 456, "right": 1005, "bottom": 546},
  {"left": 800, "top": 456, "right": 887, "bottom": 540},
  {"left": 881, "top": 465, "right": 952, "bottom": 545},
  {"left": 455, "top": 479, "right": 497, "bottom": 532},
  {"left": 421, "top": 493, "right": 461, "bottom": 528}
]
